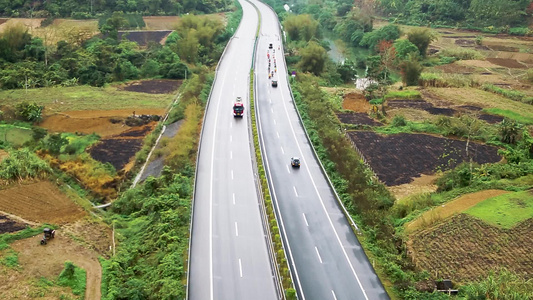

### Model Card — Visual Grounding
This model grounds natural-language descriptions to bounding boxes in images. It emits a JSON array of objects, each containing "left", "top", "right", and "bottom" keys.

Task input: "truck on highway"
[{"left": 233, "top": 97, "right": 244, "bottom": 117}]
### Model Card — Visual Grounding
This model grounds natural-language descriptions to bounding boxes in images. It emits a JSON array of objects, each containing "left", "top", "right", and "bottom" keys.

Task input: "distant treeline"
[
  {"left": 0, "top": 0, "right": 227, "bottom": 18},
  {"left": 377, "top": 0, "right": 532, "bottom": 28}
]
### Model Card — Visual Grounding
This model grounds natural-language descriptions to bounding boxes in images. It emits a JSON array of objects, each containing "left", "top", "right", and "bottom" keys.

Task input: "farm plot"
[
  {"left": 89, "top": 124, "right": 155, "bottom": 170},
  {"left": 336, "top": 112, "right": 382, "bottom": 126},
  {"left": 347, "top": 131, "right": 501, "bottom": 186},
  {"left": 0, "top": 181, "right": 85, "bottom": 224},
  {"left": 409, "top": 214, "right": 533, "bottom": 282},
  {"left": 117, "top": 30, "right": 173, "bottom": 46},
  {"left": 342, "top": 92, "right": 371, "bottom": 113},
  {"left": 120, "top": 79, "right": 182, "bottom": 94}
]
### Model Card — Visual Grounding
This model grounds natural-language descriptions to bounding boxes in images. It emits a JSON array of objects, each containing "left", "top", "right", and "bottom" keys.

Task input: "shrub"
[
  {"left": 400, "top": 54, "right": 423, "bottom": 86},
  {"left": 407, "top": 28, "right": 437, "bottom": 57},
  {"left": 0, "top": 148, "right": 51, "bottom": 181},
  {"left": 15, "top": 102, "right": 44, "bottom": 123},
  {"left": 508, "top": 27, "right": 531, "bottom": 36},
  {"left": 392, "top": 114, "right": 407, "bottom": 127}
]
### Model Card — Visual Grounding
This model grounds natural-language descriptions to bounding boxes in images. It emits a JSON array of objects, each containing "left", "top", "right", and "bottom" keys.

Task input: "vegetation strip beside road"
[{"left": 248, "top": 1, "right": 295, "bottom": 298}]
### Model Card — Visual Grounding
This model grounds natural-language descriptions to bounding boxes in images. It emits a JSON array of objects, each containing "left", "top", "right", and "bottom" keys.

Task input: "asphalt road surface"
[
  {"left": 187, "top": 0, "right": 278, "bottom": 299},
  {"left": 251, "top": 1, "right": 390, "bottom": 299}
]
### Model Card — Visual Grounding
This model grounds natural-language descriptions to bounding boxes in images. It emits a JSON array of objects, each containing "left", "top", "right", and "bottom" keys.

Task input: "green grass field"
[
  {"left": 466, "top": 190, "right": 533, "bottom": 228},
  {"left": 0, "top": 124, "right": 33, "bottom": 147},
  {"left": 483, "top": 108, "right": 533, "bottom": 125},
  {"left": 0, "top": 85, "right": 174, "bottom": 114}
]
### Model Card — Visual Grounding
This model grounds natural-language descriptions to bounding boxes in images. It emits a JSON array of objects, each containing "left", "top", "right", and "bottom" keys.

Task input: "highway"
[
  {"left": 187, "top": 0, "right": 278, "bottom": 299},
  {"left": 251, "top": 0, "right": 390, "bottom": 299}
]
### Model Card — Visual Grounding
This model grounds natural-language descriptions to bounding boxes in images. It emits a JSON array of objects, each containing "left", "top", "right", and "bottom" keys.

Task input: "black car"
[
  {"left": 269, "top": 43, "right": 273, "bottom": 49},
  {"left": 271, "top": 80, "right": 278, "bottom": 87},
  {"left": 291, "top": 157, "right": 301, "bottom": 167}
]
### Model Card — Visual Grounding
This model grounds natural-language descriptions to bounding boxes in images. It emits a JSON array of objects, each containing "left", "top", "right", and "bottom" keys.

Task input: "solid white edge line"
[
  {"left": 279, "top": 67, "right": 370, "bottom": 300},
  {"left": 302, "top": 213, "right": 309, "bottom": 227},
  {"left": 235, "top": 222, "right": 239, "bottom": 237},
  {"left": 315, "top": 246, "right": 323, "bottom": 264}
]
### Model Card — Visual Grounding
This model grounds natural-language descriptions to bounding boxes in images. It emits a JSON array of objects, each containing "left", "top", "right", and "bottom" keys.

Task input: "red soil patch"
[
  {"left": 342, "top": 92, "right": 370, "bottom": 113},
  {"left": 0, "top": 181, "right": 86, "bottom": 224},
  {"left": 40, "top": 109, "right": 165, "bottom": 137},
  {"left": 409, "top": 214, "right": 532, "bottom": 282},
  {"left": 89, "top": 123, "right": 155, "bottom": 170},
  {"left": 336, "top": 112, "right": 382, "bottom": 126},
  {"left": 486, "top": 58, "right": 527, "bottom": 69},
  {"left": 347, "top": 131, "right": 501, "bottom": 186},
  {"left": 120, "top": 79, "right": 182, "bottom": 94}
]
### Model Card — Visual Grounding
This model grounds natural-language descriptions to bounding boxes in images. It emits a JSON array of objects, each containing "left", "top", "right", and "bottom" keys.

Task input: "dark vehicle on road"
[
  {"left": 272, "top": 80, "right": 278, "bottom": 87},
  {"left": 291, "top": 157, "right": 301, "bottom": 168}
]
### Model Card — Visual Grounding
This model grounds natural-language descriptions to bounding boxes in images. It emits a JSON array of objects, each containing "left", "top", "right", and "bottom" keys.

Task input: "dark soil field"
[
  {"left": 409, "top": 214, "right": 533, "bottom": 282},
  {"left": 89, "top": 124, "right": 154, "bottom": 170},
  {"left": 0, "top": 215, "right": 27, "bottom": 234},
  {"left": 117, "top": 30, "right": 172, "bottom": 46},
  {"left": 121, "top": 79, "right": 182, "bottom": 94},
  {"left": 336, "top": 112, "right": 382, "bottom": 126},
  {"left": 347, "top": 131, "right": 501, "bottom": 186},
  {"left": 388, "top": 99, "right": 503, "bottom": 123}
]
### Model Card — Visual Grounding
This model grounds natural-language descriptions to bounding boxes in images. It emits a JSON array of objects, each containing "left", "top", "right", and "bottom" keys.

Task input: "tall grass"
[
  {"left": 0, "top": 148, "right": 52, "bottom": 181},
  {"left": 419, "top": 72, "right": 479, "bottom": 88},
  {"left": 439, "top": 47, "right": 485, "bottom": 60},
  {"left": 384, "top": 90, "right": 421, "bottom": 100},
  {"left": 481, "top": 84, "right": 533, "bottom": 105}
]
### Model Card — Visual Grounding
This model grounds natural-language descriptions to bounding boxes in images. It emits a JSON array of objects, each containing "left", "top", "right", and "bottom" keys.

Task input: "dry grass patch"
[
  {"left": 427, "top": 87, "right": 533, "bottom": 116},
  {"left": 342, "top": 92, "right": 370, "bottom": 113},
  {"left": 405, "top": 189, "right": 509, "bottom": 234},
  {"left": 389, "top": 174, "right": 438, "bottom": 201}
]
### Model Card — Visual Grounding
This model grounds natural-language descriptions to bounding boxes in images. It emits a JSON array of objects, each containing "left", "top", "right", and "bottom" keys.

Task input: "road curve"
[
  {"left": 187, "top": 1, "right": 278, "bottom": 299},
  {"left": 251, "top": 1, "right": 390, "bottom": 299}
]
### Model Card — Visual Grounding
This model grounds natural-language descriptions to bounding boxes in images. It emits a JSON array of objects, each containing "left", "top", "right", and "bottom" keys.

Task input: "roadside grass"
[
  {"left": 0, "top": 85, "right": 174, "bottom": 114},
  {"left": 427, "top": 87, "right": 533, "bottom": 120},
  {"left": 466, "top": 190, "right": 533, "bottom": 228},
  {"left": 483, "top": 108, "right": 533, "bottom": 125},
  {"left": 404, "top": 189, "right": 509, "bottom": 234}
]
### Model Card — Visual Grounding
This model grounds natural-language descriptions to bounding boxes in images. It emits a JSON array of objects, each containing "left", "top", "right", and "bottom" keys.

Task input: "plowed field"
[
  {"left": 120, "top": 79, "right": 182, "bottom": 94},
  {"left": 347, "top": 131, "right": 501, "bottom": 185},
  {"left": 336, "top": 112, "right": 382, "bottom": 126},
  {"left": 0, "top": 181, "right": 85, "bottom": 224},
  {"left": 89, "top": 123, "right": 155, "bottom": 170},
  {"left": 0, "top": 215, "right": 27, "bottom": 234},
  {"left": 117, "top": 30, "right": 172, "bottom": 46},
  {"left": 409, "top": 214, "right": 533, "bottom": 282}
]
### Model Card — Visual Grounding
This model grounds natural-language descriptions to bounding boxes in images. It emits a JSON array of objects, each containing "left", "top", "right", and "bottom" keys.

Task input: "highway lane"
[
  {"left": 188, "top": 0, "right": 278, "bottom": 299},
  {"left": 251, "top": 1, "right": 389, "bottom": 299}
]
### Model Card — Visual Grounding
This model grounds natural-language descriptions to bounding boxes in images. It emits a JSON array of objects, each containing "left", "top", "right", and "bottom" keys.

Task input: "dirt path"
[{"left": 10, "top": 233, "right": 102, "bottom": 300}]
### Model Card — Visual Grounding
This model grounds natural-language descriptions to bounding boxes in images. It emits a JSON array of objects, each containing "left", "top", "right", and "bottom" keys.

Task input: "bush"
[
  {"left": 508, "top": 27, "right": 531, "bottom": 36},
  {"left": 392, "top": 114, "right": 407, "bottom": 127},
  {"left": 0, "top": 148, "right": 51, "bottom": 181},
  {"left": 58, "top": 261, "right": 86, "bottom": 296},
  {"left": 15, "top": 102, "right": 44, "bottom": 123},
  {"left": 407, "top": 28, "right": 437, "bottom": 57},
  {"left": 400, "top": 55, "right": 423, "bottom": 86}
]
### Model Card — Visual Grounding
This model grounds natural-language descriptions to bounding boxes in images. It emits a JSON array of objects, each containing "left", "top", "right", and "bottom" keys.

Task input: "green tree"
[
  {"left": 45, "top": 133, "right": 68, "bottom": 155},
  {"left": 283, "top": 14, "right": 319, "bottom": 41},
  {"left": 407, "top": 28, "right": 437, "bottom": 57},
  {"left": 297, "top": 41, "right": 327, "bottom": 75},
  {"left": 360, "top": 24, "right": 400, "bottom": 50},
  {"left": 498, "top": 118, "right": 522, "bottom": 145},
  {"left": 393, "top": 39, "right": 419, "bottom": 61},
  {"left": 468, "top": 0, "right": 530, "bottom": 27},
  {"left": 141, "top": 59, "right": 160, "bottom": 77},
  {"left": 399, "top": 54, "right": 423, "bottom": 86}
]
